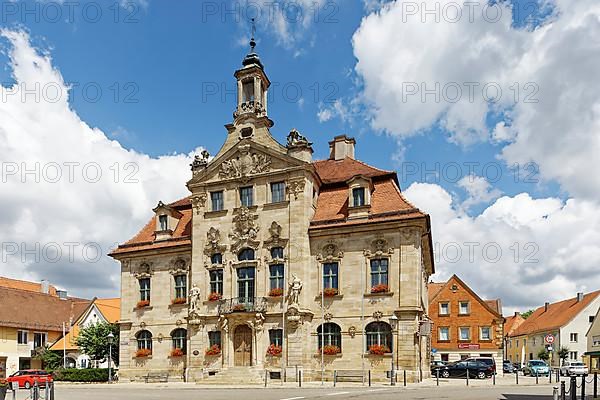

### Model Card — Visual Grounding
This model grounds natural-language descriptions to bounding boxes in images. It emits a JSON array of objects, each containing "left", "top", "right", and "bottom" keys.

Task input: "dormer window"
[
  {"left": 152, "top": 201, "right": 182, "bottom": 241},
  {"left": 347, "top": 175, "right": 372, "bottom": 219},
  {"left": 159, "top": 215, "right": 168, "bottom": 231},
  {"left": 352, "top": 187, "right": 365, "bottom": 207}
]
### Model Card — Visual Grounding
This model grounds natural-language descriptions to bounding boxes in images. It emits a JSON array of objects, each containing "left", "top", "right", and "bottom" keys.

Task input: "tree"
[
  {"left": 521, "top": 309, "right": 535, "bottom": 319},
  {"left": 537, "top": 348, "right": 550, "bottom": 361},
  {"left": 33, "top": 346, "right": 63, "bottom": 370},
  {"left": 75, "top": 323, "right": 119, "bottom": 366},
  {"left": 558, "top": 346, "right": 570, "bottom": 365}
]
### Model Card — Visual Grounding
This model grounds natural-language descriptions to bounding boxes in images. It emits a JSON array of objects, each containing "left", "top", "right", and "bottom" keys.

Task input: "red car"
[{"left": 7, "top": 370, "right": 53, "bottom": 389}]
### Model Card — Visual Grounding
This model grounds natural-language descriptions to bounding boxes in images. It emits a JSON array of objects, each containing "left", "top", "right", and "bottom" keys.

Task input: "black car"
[
  {"left": 431, "top": 361, "right": 447, "bottom": 374},
  {"left": 437, "top": 360, "right": 494, "bottom": 379},
  {"left": 464, "top": 357, "right": 497, "bottom": 374}
]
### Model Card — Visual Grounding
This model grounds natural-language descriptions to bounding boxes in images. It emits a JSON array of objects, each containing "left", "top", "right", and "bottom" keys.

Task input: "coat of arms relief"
[
  {"left": 229, "top": 206, "right": 260, "bottom": 254},
  {"left": 219, "top": 144, "right": 272, "bottom": 182}
]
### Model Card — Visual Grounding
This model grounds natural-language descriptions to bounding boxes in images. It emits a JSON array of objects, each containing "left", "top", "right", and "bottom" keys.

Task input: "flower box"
[
  {"left": 268, "top": 288, "right": 284, "bottom": 297},
  {"left": 135, "top": 348, "right": 152, "bottom": 358},
  {"left": 322, "top": 288, "right": 339, "bottom": 297},
  {"left": 170, "top": 348, "right": 185, "bottom": 357},
  {"left": 371, "top": 284, "right": 389, "bottom": 294},
  {"left": 205, "top": 344, "right": 221, "bottom": 356},
  {"left": 136, "top": 300, "right": 150, "bottom": 309},
  {"left": 208, "top": 292, "right": 222, "bottom": 302},
  {"left": 266, "top": 344, "right": 282, "bottom": 356},
  {"left": 233, "top": 304, "right": 246, "bottom": 312},
  {"left": 172, "top": 298, "right": 187, "bottom": 305},
  {"left": 368, "top": 344, "right": 390, "bottom": 355},
  {"left": 319, "top": 345, "right": 341, "bottom": 355}
]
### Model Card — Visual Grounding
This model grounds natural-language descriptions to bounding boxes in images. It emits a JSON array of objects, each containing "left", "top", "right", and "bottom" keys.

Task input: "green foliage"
[
  {"left": 558, "top": 346, "right": 570, "bottom": 363},
  {"left": 75, "top": 322, "right": 119, "bottom": 365},
  {"left": 53, "top": 368, "right": 113, "bottom": 382},
  {"left": 32, "top": 346, "right": 63, "bottom": 370},
  {"left": 537, "top": 348, "right": 550, "bottom": 361},
  {"left": 521, "top": 309, "right": 535, "bottom": 319}
]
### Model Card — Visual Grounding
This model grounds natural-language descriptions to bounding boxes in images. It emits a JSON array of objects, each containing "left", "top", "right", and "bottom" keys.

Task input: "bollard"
[
  {"left": 368, "top": 370, "right": 371, "bottom": 387},
  {"left": 553, "top": 385, "right": 559, "bottom": 400},
  {"left": 50, "top": 382, "right": 55, "bottom": 400},
  {"left": 403, "top": 370, "right": 407, "bottom": 387},
  {"left": 264, "top": 370, "right": 268, "bottom": 387},
  {"left": 550, "top": 369, "right": 552, "bottom": 383},
  {"left": 436, "top": 368, "right": 439, "bottom": 386},
  {"left": 557, "top": 369, "right": 560, "bottom": 383},
  {"left": 466, "top": 368, "right": 469, "bottom": 386},
  {"left": 594, "top": 372, "right": 598, "bottom": 399},
  {"left": 334, "top": 370, "right": 337, "bottom": 387},
  {"left": 571, "top": 377, "right": 577, "bottom": 400},
  {"left": 561, "top": 381, "right": 566, "bottom": 400},
  {"left": 45, "top": 383, "right": 49, "bottom": 399},
  {"left": 536, "top": 370, "right": 539, "bottom": 385},
  {"left": 582, "top": 375, "right": 586, "bottom": 400},
  {"left": 299, "top": 370, "right": 302, "bottom": 387},
  {"left": 32, "top": 382, "right": 38, "bottom": 400},
  {"left": 493, "top": 372, "right": 496, "bottom": 385},
  {"left": 516, "top": 370, "right": 519, "bottom": 385}
]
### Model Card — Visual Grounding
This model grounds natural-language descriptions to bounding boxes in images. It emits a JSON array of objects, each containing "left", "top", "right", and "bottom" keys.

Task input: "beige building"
[
  {"left": 584, "top": 307, "right": 600, "bottom": 373},
  {"left": 110, "top": 41, "right": 435, "bottom": 383}
]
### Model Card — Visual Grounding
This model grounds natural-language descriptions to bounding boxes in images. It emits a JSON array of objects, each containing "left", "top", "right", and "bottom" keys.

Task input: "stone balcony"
[{"left": 217, "top": 297, "right": 267, "bottom": 315}]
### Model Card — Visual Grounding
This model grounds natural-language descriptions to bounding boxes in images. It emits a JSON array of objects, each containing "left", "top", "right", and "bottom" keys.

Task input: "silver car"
[{"left": 560, "top": 361, "right": 588, "bottom": 376}]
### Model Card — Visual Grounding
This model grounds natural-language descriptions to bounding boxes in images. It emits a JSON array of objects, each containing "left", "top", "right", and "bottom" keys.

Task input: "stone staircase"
[{"left": 202, "top": 367, "right": 266, "bottom": 384}]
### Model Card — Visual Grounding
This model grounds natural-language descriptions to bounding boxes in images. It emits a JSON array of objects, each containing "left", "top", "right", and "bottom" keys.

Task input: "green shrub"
[{"left": 52, "top": 368, "right": 114, "bottom": 382}]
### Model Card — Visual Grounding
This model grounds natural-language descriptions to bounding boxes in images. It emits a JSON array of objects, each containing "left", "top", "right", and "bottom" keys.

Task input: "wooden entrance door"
[{"left": 234, "top": 325, "right": 252, "bottom": 366}]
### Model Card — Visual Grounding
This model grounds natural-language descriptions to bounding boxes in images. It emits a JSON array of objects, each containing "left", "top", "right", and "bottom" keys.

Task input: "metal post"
[
  {"left": 265, "top": 370, "right": 268, "bottom": 387},
  {"left": 299, "top": 371, "right": 302, "bottom": 387},
  {"left": 562, "top": 381, "right": 566, "bottom": 400},
  {"left": 493, "top": 372, "right": 496, "bottom": 385},
  {"left": 436, "top": 368, "right": 439, "bottom": 386},
  {"left": 50, "top": 382, "right": 55, "bottom": 400},
  {"left": 536, "top": 370, "right": 539, "bottom": 385},
  {"left": 582, "top": 375, "right": 586, "bottom": 400},
  {"left": 466, "top": 368, "right": 469, "bottom": 386},
  {"left": 368, "top": 370, "right": 371, "bottom": 387},
  {"left": 45, "top": 383, "right": 49, "bottom": 399},
  {"left": 516, "top": 370, "right": 519, "bottom": 385},
  {"left": 403, "top": 370, "right": 407, "bottom": 386},
  {"left": 550, "top": 369, "right": 553, "bottom": 383},
  {"left": 571, "top": 377, "right": 577, "bottom": 400},
  {"left": 109, "top": 340, "right": 112, "bottom": 384},
  {"left": 594, "top": 372, "right": 598, "bottom": 399},
  {"left": 32, "top": 382, "right": 38, "bottom": 400},
  {"left": 553, "top": 386, "right": 559, "bottom": 400},
  {"left": 334, "top": 370, "right": 337, "bottom": 387}
]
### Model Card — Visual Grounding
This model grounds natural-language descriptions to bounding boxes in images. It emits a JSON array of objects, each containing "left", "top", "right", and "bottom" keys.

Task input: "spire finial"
[{"left": 250, "top": 18, "right": 256, "bottom": 52}]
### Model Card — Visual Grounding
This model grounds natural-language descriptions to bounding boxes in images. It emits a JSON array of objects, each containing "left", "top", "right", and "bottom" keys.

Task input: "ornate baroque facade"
[{"left": 110, "top": 43, "right": 435, "bottom": 383}]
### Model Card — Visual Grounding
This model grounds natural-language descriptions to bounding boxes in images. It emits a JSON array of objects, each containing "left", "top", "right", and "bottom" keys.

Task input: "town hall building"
[{"left": 110, "top": 38, "right": 436, "bottom": 383}]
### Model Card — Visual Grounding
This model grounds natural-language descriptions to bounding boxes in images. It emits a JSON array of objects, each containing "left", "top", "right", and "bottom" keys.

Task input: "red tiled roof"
[
  {"left": 510, "top": 291, "right": 600, "bottom": 337},
  {"left": 504, "top": 314, "right": 526, "bottom": 336},
  {"left": 428, "top": 283, "right": 445, "bottom": 301},
  {"left": 486, "top": 300, "right": 501, "bottom": 314},
  {"left": 313, "top": 157, "right": 394, "bottom": 184},
  {"left": 0, "top": 277, "right": 58, "bottom": 296}
]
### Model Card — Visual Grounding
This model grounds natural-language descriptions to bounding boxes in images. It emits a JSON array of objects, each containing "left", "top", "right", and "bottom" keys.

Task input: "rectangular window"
[
  {"left": 158, "top": 215, "right": 168, "bottom": 230},
  {"left": 269, "top": 329, "right": 283, "bottom": 347},
  {"left": 139, "top": 278, "right": 151, "bottom": 301},
  {"left": 439, "top": 302, "right": 450, "bottom": 316},
  {"left": 269, "top": 264, "right": 285, "bottom": 290},
  {"left": 323, "top": 262, "right": 339, "bottom": 290},
  {"left": 17, "top": 331, "right": 28, "bottom": 345},
  {"left": 208, "top": 331, "right": 222, "bottom": 348},
  {"left": 33, "top": 332, "right": 46, "bottom": 349},
  {"left": 211, "top": 191, "right": 224, "bottom": 212},
  {"left": 240, "top": 186, "right": 253, "bottom": 207},
  {"left": 438, "top": 327, "right": 449, "bottom": 341},
  {"left": 352, "top": 187, "right": 365, "bottom": 207},
  {"left": 210, "top": 270, "right": 223, "bottom": 295},
  {"left": 590, "top": 316, "right": 595, "bottom": 323},
  {"left": 459, "top": 301, "right": 470, "bottom": 315},
  {"left": 480, "top": 327, "right": 491, "bottom": 340},
  {"left": 271, "top": 182, "right": 286, "bottom": 203},
  {"left": 593, "top": 335, "right": 600, "bottom": 346},
  {"left": 242, "top": 79, "right": 254, "bottom": 102},
  {"left": 570, "top": 333, "right": 578, "bottom": 342},
  {"left": 459, "top": 327, "right": 470, "bottom": 341},
  {"left": 570, "top": 351, "right": 578, "bottom": 360},
  {"left": 237, "top": 267, "right": 255, "bottom": 302},
  {"left": 370, "top": 259, "right": 389, "bottom": 289},
  {"left": 441, "top": 353, "right": 449, "bottom": 362},
  {"left": 174, "top": 275, "right": 187, "bottom": 300}
]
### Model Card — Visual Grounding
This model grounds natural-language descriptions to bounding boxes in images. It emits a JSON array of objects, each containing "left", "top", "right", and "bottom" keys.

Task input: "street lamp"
[
  {"left": 107, "top": 332, "right": 115, "bottom": 384},
  {"left": 389, "top": 314, "right": 399, "bottom": 386}
]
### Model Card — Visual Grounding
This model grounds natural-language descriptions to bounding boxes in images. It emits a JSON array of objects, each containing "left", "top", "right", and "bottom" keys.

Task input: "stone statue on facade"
[
  {"left": 218, "top": 315, "right": 229, "bottom": 333},
  {"left": 189, "top": 284, "right": 201, "bottom": 317},
  {"left": 286, "top": 129, "right": 312, "bottom": 148},
  {"left": 288, "top": 274, "right": 303, "bottom": 306}
]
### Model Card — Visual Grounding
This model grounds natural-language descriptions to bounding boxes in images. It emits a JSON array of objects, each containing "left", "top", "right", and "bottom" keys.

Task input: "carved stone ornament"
[
  {"left": 348, "top": 326, "right": 357, "bottom": 338},
  {"left": 324, "top": 312, "right": 333, "bottom": 321},
  {"left": 133, "top": 262, "right": 152, "bottom": 279},
  {"left": 188, "top": 284, "right": 201, "bottom": 320},
  {"left": 373, "top": 311, "right": 383, "bottom": 320},
  {"left": 286, "top": 128, "right": 312, "bottom": 148},
  {"left": 191, "top": 193, "right": 207, "bottom": 215},
  {"left": 229, "top": 207, "right": 260, "bottom": 254},
  {"left": 317, "top": 241, "right": 343, "bottom": 262},
  {"left": 286, "top": 306, "right": 302, "bottom": 329},
  {"left": 249, "top": 312, "right": 265, "bottom": 332},
  {"left": 287, "top": 178, "right": 305, "bottom": 200},
  {"left": 218, "top": 315, "right": 229, "bottom": 333},
  {"left": 204, "top": 227, "right": 227, "bottom": 257},
  {"left": 219, "top": 144, "right": 271, "bottom": 182},
  {"left": 190, "top": 150, "right": 210, "bottom": 173},
  {"left": 364, "top": 237, "right": 394, "bottom": 257},
  {"left": 288, "top": 274, "right": 303, "bottom": 307},
  {"left": 264, "top": 221, "right": 288, "bottom": 250},
  {"left": 169, "top": 258, "right": 188, "bottom": 275}
]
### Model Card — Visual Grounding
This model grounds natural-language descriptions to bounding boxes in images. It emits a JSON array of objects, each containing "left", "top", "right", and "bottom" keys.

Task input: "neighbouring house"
[
  {"left": 49, "top": 298, "right": 120, "bottom": 368},
  {"left": 428, "top": 275, "right": 504, "bottom": 371},
  {"left": 506, "top": 291, "right": 600, "bottom": 367},
  {"left": 109, "top": 38, "right": 436, "bottom": 383},
  {"left": 584, "top": 306, "right": 600, "bottom": 373},
  {"left": 503, "top": 312, "right": 525, "bottom": 360},
  {"left": 0, "top": 277, "right": 89, "bottom": 378}
]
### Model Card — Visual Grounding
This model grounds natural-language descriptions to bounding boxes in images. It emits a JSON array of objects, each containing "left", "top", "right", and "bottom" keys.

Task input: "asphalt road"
[{"left": 12, "top": 384, "right": 558, "bottom": 400}]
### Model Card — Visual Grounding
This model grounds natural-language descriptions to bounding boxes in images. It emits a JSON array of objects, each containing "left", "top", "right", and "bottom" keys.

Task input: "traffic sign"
[{"left": 544, "top": 334, "right": 555, "bottom": 344}]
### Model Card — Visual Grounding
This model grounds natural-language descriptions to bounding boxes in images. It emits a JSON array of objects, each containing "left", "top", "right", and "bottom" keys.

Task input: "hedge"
[{"left": 52, "top": 368, "right": 114, "bottom": 382}]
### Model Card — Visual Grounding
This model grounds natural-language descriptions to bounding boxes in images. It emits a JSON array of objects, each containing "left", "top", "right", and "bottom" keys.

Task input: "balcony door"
[
  {"left": 234, "top": 325, "right": 252, "bottom": 366},
  {"left": 237, "top": 267, "right": 255, "bottom": 304}
]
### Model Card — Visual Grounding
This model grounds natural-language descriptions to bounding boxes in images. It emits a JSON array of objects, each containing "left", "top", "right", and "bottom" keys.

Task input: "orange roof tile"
[
  {"left": 510, "top": 291, "right": 600, "bottom": 337},
  {"left": 313, "top": 157, "right": 394, "bottom": 184},
  {"left": 95, "top": 298, "right": 121, "bottom": 323},
  {"left": 0, "top": 276, "right": 57, "bottom": 296},
  {"left": 485, "top": 300, "right": 501, "bottom": 314},
  {"left": 428, "top": 282, "right": 445, "bottom": 301},
  {"left": 504, "top": 314, "right": 526, "bottom": 336}
]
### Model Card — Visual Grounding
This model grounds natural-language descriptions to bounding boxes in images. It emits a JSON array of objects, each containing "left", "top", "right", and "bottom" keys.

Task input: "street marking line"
[
  {"left": 280, "top": 397, "right": 305, "bottom": 400},
  {"left": 326, "top": 392, "right": 350, "bottom": 396},
  {"left": 368, "top": 388, "right": 389, "bottom": 392}
]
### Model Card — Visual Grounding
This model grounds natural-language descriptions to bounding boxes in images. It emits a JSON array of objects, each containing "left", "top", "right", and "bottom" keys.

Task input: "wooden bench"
[
  {"left": 334, "top": 370, "right": 368, "bottom": 385},
  {"left": 144, "top": 372, "right": 169, "bottom": 383}
]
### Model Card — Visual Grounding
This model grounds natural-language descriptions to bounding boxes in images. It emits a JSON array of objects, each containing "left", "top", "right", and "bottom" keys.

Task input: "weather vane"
[{"left": 250, "top": 18, "right": 256, "bottom": 52}]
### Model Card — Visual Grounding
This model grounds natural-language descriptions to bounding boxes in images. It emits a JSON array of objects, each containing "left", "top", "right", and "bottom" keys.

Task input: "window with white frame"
[
  {"left": 480, "top": 326, "right": 491, "bottom": 340},
  {"left": 438, "top": 327, "right": 449, "bottom": 341},
  {"left": 352, "top": 187, "right": 366, "bottom": 207},
  {"left": 569, "top": 351, "right": 578, "bottom": 360},
  {"left": 17, "top": 330, "right": 28, "bottom": 345},
  {"left": 33, "top": 332, "right": 46, "bottom": 349},
  {"left": 570, "top": 333, "right": 578, "bottom": 343},
  {"left": 323, "top": 262, "right": 339, "bottom": 290},
  {"left": 270, "top": 182, "right": 286, "bottom": 203},
  {"left": 211, "top": 191, "right": 224, "bottom": 212},
  {"left": 158, "top": 215, "right": 168, "bottom": 231},
  {"left": 439, "top": 302, "right": 450, "bottom": 316},
  {"left": 593, "top": 335, "right": 600, "bottom": 346},
  {"left": 458, "top": 301, "right": 470, "bottom": 315},
  {"left": 240, "top": 186, "right": 253, "bottom": 207},
  {"left": 459, "top": 327, "right": 470, "bottom": 341},
  {"left": 174, "top": 275, "right": 187, "bottom": 300}
]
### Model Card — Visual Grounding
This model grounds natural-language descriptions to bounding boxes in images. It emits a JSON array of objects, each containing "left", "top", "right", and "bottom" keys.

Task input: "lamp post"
[
  {"left": 389, "top": 315, "right": 399, "bottom": 386},
  {"left": 107, "top": 332, "right": 115, "bottom": 384}
]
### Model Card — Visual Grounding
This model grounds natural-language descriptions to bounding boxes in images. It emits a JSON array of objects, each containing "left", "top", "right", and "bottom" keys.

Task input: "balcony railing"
[{"left": 217, "top": 297, "right": 267, "bottom": 315}]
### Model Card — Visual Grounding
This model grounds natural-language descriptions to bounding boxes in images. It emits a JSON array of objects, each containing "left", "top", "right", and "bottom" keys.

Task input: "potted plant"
[
  {"left": 268, "top": 287, "right": 284, "bottom": 297},
  {"left": 0, "top": 379, "right": 8, "bottom": 400},
  {"left": 172, "top": 297, "right": 186, "bottom": 305},
  {"left": 368, "top": 344, "right": 390, "bottom": 355},
  {"left": 323, "top": 288, "right": 339, "bottom": 297},
  {"left": 371, "top": 284, "right": 389, "bottom": 294},
  {"left": 266, "top": 344, "right": 282, "bottom": 356},
  {"left": 135, "top": 348, "right": 152, "bottom": 358},
  {"left": 208, "top": 292, "right": 222, "bottom": 302},
  {"left": 320, "top": 345, "right": 341, "bottom": 355},
  {"left": 136, "top": 300, "right": 150, "bottom": 309},
  {"left": 170, "top": 348, "right": 185, "bottom": 357},
  {"left": 205, "top": 344, "right": 221, "bottom": 356}
]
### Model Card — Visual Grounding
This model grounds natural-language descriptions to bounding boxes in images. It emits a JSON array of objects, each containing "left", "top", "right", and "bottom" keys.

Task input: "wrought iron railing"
[{"left": 217, "top": 297, "right": 267, "bottom": 314}]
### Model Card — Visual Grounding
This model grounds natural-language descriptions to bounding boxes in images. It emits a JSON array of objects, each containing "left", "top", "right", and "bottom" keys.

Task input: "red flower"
[
  {"left": 170, "top": 348, "right": 185, "bottom": 357},
  {"left": 323, "top": 288, "right": 339, "bottom": 297},
  {"left": 208, "top": 292, "right": 222, "bottom": 302},
  {"left": 135, "top": 348, "right": 152, "bottom": 358},
  {"left": 320, "top": 345, "right": 341, "bottom": 355},
  {"left": 136, "top": 300, "right": 150, "bottom": 309},
  {"left": 233, "top": 304, "right": 246, "bottom": 311},
  {"left": 266, "top": 344, "right": 282, "bottom": 356},
  {"left": 371, "top": 284, "right": 389, "bottom": 294},
  {"left": 269, "top": 288, "right": 284, "bottom": 297},
  {"left": 368, "top": 344, "right": 390, "bottom": 355},
  {"left": 172, "top": 298, "right": 187, "bottom": 305},
  {"left": 205, "top": 344, "right": 221, "bottom": 356}
]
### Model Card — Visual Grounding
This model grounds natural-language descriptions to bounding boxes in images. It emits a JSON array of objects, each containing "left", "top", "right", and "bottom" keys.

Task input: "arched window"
[
  {"left": 211, "top": 253, "right": 223, "bottom": 264},
  {"left": 317, "top": 323, "right": 342, "bottom": 351},
  {"left": 365, "top": 322, "right": 392, "bottom": 353},
  {"left": 270, "top": 247, "right": 284, "bottom": 260},
  {"left": 238, "top": 248, "right": 255, "bottom": 261},
  {"left": 171, "top": 328, "right": 187, "bottom": 354},
  {"left": 136, "top": 330, "right": 152, "bottom": 351}
]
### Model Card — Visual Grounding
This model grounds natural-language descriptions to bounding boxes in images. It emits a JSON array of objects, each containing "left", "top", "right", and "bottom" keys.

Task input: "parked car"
[
  {"left": 7, "top": 370, "right": 53, "bottom": 389},
  {"left": 465, "top": 357, "right": 497, "bottom": 374},
  {"left": 438, "top": 360, "right": 494, "bottom": 379},
  {"left": 560, "top": 361, "right": 589, "bottom": 376},
  {"left": 513, "top": 362, "right": 523, "bottom": 371},
  {"left": 523, "top": 360, "right": 550, "bottom": 376},
  {"left": 431, "top": 361, "right": 447, "bottom": 374},
  {"left": 503, "top": 361, "right": 515, "bottom": 373}
]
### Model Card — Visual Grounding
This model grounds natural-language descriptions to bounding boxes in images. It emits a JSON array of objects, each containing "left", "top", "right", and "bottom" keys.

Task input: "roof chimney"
[
  {"left": 514, "top": 311, "right": 520, "bottom": 317},
  {"left": 544, "top": 302, "right": 550, "bottom": 312},
  {"left": 329, "top": 135, "right": 356, "bottom": 161},
  {"left": 40, "top": 280, "right": 50, "bottom": 294},
  {"left": 577, "top": 292, "right": 584, "bottom": 302},
  {"left": 57, "top": 290, "right": 68, "bottom": 300}
]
